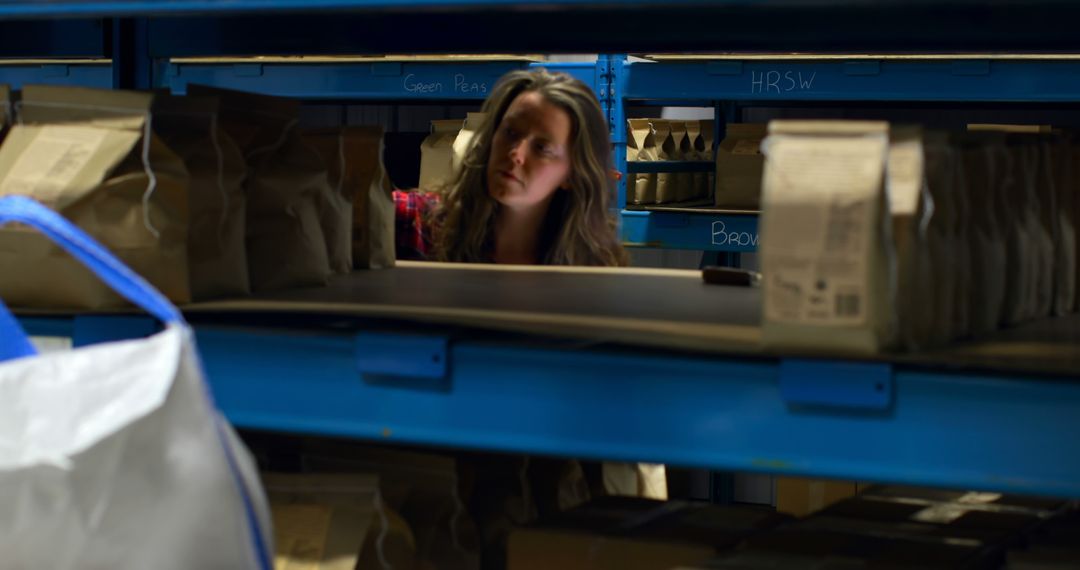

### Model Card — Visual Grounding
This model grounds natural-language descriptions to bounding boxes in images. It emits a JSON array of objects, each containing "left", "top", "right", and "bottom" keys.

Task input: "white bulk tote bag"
[{"left": 0, "top": 196, "right": 272, "bottom": 570}]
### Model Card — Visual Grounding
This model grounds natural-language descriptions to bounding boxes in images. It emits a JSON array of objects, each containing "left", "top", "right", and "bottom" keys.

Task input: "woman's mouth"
[{"left": 499, "top": 170, "right": 522, "bottom": 185}]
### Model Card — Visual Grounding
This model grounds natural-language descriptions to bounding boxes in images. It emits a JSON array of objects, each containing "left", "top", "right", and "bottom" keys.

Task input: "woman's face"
[{"left": 486, "top": 90, "right": 573, "bottom": 210}]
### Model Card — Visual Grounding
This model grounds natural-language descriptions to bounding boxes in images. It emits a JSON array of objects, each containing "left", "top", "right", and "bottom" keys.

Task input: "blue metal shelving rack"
[
  {"left": 5, "top": 0, "right": 1080, "bottom": 500},
  {"left": 617, "top": 54, "right": 1080, "bottom": 252}
]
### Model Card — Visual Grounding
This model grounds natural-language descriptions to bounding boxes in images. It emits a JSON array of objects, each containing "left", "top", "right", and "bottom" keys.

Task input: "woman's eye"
[{"left": 536, "top": 142, "right": 556, "bottom": 156}]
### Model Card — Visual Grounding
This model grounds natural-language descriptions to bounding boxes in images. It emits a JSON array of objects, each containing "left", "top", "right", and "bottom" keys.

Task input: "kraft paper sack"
[
  {"left": 188, "top": 84, "right": 332, "bottom": 292},
  {"left": 265, "top": 473, "right": 417, "bottom": 570},
  {"left": 886, "top": 127, "right": 935, "bottom": 350},
  {"left": 0, "top": 84, "right": 11, "bottom": 140},
  {"left": 0, "top": 84, "right": 191, "bottom": 308},
  {"left": 715, "top": 123, "right": 767, "bottom": 210},
  {"left": 627, "top": 118, "right": 658, "bottom": 205},
  {"left": 153, "top": 93, "right": 250, "bottom": 299},
  {"left": 452, "top": 112, "right": 486, "bottom": 173},
  {"left": 669, "top": 120, "right": 694, "bottom": 202},
  {"left": 760, "top": 120, "right": 896, "bottom": 354},
  {"left": 0, "top": 195, "right": 272, "bottom": 569},
  {"left": 1050, "top": 135, "right": 1076, "bottom": 315},
  {"left": 305, "top": 126, "right": 395, "bottom": 270},
  {"left": 685, "top": 119, "right": 707, "bottom": 200},
  {"left": 955, "top": 132, "right": 1008, "bottom": 337},
  {"left": 420, "top": 119, "right": 462, "bottom": 193},
  {"left": 651, "top": 119, "right": 678, "bottom": 203},
  {"left": 923, "top": 133, "right": 960, "bottom": 345}
]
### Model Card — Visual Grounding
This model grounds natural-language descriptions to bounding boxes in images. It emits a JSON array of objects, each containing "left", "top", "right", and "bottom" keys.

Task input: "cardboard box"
[{"left": 776, "top": 477, "right": 859, "bottom": 518}]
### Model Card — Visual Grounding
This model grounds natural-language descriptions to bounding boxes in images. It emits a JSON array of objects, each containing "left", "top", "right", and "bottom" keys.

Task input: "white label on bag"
[
  {"left": 0, "top": 126, "right": 108, "bottom": 205},
  {"left": 911, "top": 503, "right": 969, "bottom": 524},
  {"left": 763, "top": 134, "right": 886, "bottom": 326},
  {"left": 887, "top": 139, "right": 924, "bottom": 215}
]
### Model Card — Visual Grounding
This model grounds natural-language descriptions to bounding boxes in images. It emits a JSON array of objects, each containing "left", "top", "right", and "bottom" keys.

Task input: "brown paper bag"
[
  {"left": 154, "top": 94, "right": 250, "bottom": 300},
  {"left": 970, "top": 126, "right": 1052, "bottom": 325},
  {"left": 685, "top": 120, "right": 707, "bottom": 200},
  {"left": 955, "top": 132, "right": 1008, "bottom": 337},
  {"left": 0, "top": 85, "right": 190, "bottom": 308},
  {"left": 452, "top": 112, "right": 486, "bottom": 173},
  {"left": 304, "top": 129, "right": 357, "bottom": 274},
  {"left": 669, "top": 120, "right": 694, "bottom": 202},
  {"left": 0, "top": 85, "right": 11, "bottom": 140},
  {"left": 420, "top": 119, "right": 462, "bottom": 193},
  {"left": 1051, "top": 136, "right": 1076, "bottom": 315},
  {"left": 949, "top": 137, "right": 973, "bottom": 340},
  {"left": 264, "top": 473, "right": 417, "bottom": 570},
  {"left": 1015, "top": 136, "right": 1049, "bottom": 319},
  {"left": 651, "top": 119, "right": 678, "bottom": 203},
  {"left": 715, "top": 123, "right": 766, "bottom": 209},
  {"left": 760, "top": 120, "right": 895, "bottom": 354},
  {"left": 301, "top": 442, "right": 480, "bottom": 570},
  {"left": 701, "top": 120, "right": 716, "bottom": 200},
  {"left": 189, "top": 84, "right": 332, "bottom": 292},
  {"left": 923, "top": 133, "right": 960, "bottom": 344},
  {"left": 306, "top": 126, "right": 395, "bottom": 270},
  {"left": 1035, "top": 138, "right": 1066, "bottom": 318},
  {"left": 887, "top": 127, "right": 935, "bottom": 350},
  {"left": 1072, "top": 142, "right": 1080, "bottom": 312},
  {"left": 627, "top": 119, "right": 658, "bottom": 205}
]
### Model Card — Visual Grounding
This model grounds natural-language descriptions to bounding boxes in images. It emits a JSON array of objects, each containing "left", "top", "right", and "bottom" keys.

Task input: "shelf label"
[
  {"left": 751, "top": 70, "right": 817, "bottom": 94},
  {"left": 403, "top": 73, "right": 489, "bottom": 95},
  {"left": 711, "top": 220, "right": 758, "bottom": 247}
]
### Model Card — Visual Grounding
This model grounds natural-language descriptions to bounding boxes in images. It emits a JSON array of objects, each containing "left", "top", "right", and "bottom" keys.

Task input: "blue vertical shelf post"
[{"left": 111, "top": 17, "right": 151, "bottom": 90}]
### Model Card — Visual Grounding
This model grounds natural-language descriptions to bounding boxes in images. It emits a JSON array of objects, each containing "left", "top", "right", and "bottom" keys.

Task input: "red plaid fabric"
[{"left": 393, "top": 189, "right": 441, "bottom": 260}]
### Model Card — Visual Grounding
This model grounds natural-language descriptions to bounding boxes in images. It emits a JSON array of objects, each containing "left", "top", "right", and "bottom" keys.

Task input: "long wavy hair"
[{"left": 433, "top": 69, "right": 626, "bottom": 266}]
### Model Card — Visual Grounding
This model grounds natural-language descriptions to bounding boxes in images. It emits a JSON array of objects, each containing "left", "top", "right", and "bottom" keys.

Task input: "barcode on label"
[{"left": 836, "top": 293, "right": 861, "bottom": 317}]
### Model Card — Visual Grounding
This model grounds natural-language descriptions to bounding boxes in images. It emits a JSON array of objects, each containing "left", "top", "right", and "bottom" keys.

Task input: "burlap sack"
[
  {"left": 626, "top": 119, "right": 657, "bottom": 205},
  {"left": 188, "top": 84, "right": 332, "bottom": 292},
  {"left": 0, "top": 85, "right": 190, "bottom": 308},
  {"left": 154, "top": 94, "right": 250, "bottom": 299},
  {"left": 715, "top": 123, "right": 767, "bottom": 209},
  {"left": 760, "top": 120, "right": 895, "bottom": 354},
  {"left": 420, "top": 119, "right": 462, "bottom": 193},
  {"left": 305, "top": 126, "right": 395, "bottom": 270}
]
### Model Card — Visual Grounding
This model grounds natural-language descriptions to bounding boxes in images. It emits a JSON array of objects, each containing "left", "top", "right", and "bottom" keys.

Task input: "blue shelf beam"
[
  {"left": 621, "top": 209, "right": 758, "bottom": 252},
  {"left": 0, "top": 61, "right": 112, "bottom": 90},
  {"left": 17, "top": 312, "right": 1080, "bottom": 498},
  {"left": 161, "top": 60, "right": 532, "bottom": 100},
  {"left": 117, "top": 322, "right": 1080, "bottom": 498},
  {"left": 625, "top": 58, "right": 1080, "bottom": 103}
]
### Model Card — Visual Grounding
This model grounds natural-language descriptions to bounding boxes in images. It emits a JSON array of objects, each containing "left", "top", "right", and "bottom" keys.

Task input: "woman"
[{"left": 398, "top": 68, "right": 626, "bottom": 267}]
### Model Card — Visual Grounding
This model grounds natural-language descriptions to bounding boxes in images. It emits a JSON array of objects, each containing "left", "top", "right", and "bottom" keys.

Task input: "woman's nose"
[{"left": 508, "top": 138, "right": 527, "bottom": 165}]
